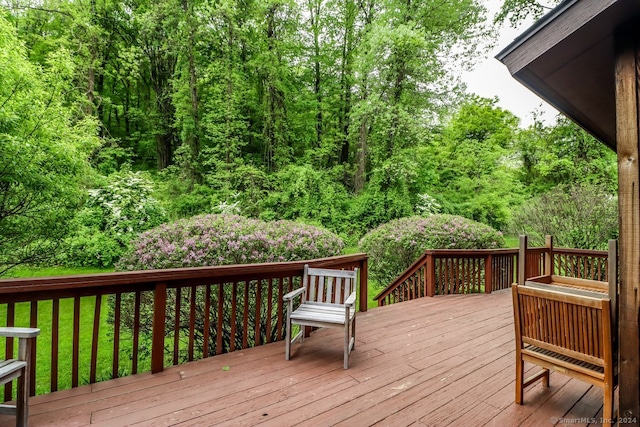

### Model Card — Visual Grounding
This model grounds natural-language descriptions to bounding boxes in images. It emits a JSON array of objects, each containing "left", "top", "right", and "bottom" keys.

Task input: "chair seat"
[{"left": 291, "top": 303, "right": 355, "bottom": 325}]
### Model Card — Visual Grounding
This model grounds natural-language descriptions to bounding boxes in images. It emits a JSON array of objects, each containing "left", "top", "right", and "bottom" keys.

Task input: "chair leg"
[
  {"left": 344, "top": 318, "right": 350, "bottom": 370},
  {"left": 16, "top": 367, "right": 27, "bottom": 427},
  {"left": 351, "top": 315, "right": 356, "bottom": 351},
  {"left": 285, "top": 308, "right": 291, "bottom": 361}
]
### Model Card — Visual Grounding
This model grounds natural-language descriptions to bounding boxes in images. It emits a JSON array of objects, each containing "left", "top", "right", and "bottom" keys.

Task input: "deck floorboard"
[{"left": 0, "top": 289, "right": 607, "bottom": 426}]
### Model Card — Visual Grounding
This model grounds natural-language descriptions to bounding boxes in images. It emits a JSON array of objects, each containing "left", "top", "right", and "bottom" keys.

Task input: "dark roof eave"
[{"left": 495, "top": 0, "right": 580, "bottom": 61}]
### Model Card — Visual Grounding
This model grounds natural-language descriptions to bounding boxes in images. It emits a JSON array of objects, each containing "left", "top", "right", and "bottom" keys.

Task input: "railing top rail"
[
  {"left": 553, "top": 247, "right": 609, "bottom": 256},
  {"left": 422, "top": 248, "right": 520, "bottom": 256},
  {"left": 0, "top": 253, "right": 368, "bottom": 295}
]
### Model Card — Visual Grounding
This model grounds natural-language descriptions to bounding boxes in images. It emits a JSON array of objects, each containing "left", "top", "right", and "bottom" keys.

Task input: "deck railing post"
[
  {"left": 426, "top": 253, "right": 436, "bottom": 297},
  {"left": 518, "top": 235, "right": 527, "bottom": 286},
  {"left": 544, "top": 235, "right": 554, "bottom": 276},
  {"left": 484, "top": 254, "right": 493, "bottom": 294},
  {"left": 151, "top": 282, "right": 167, "bottom": 374},
  {"left": 359, "top": 258, "right": 368, "bottom": 313}
]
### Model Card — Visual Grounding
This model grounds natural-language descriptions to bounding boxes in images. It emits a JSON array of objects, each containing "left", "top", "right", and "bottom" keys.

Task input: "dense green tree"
[
  {"left": 429, "top": 97, "right": 523, "bottom": 230},
  {"left": 0, "top": 14, "right": 98, "bottom": 274},
  {"left": 516, "top": 116, "right": 617, "bottom": 194}
]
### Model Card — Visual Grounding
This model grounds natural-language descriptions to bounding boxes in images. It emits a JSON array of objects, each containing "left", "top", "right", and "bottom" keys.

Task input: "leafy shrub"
[
  {"left": 260, "top": 164, "right": 351, "bottom": 235},
  {"left": 510, "top": 184, "right": 618, "bottom": 250},
  {"left": 64, "top": 231, "right": 125, "bottom": 269},
  {"left": 118, "top": 214, "right": 344, "bottom": 270},
  {"left": 64, "top": 171, "right": 167, "bottom": 268},
  {"left": 166, "top": 184, "right": 215, "bottom": 218},
  {"left": 359, "top": 214, "right": 505, "bottom": 285}
]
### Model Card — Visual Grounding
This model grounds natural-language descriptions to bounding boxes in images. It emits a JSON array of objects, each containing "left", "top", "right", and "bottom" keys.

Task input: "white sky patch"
[{"left": 460, "top": 0, "right": 559, "bottom": 127}]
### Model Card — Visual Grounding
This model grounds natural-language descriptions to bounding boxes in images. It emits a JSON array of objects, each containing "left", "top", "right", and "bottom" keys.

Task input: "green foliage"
[
  {"left": 359, "top": 214, "right": 505, "bottom": 286},
  {"left": 64, "top": 171, "right": 167, "bottom": 268},
  {"left": 516, "top": 116, "right": 618, "bottom": 195},
  {"left": 0, "top": 14, "right": 99, "bottom": 275},
  {"left": 496, "top": 0, "right": 561, "bottom": 27},
  {"left": 429, "top": 97, "right": 524, "bottom": 230},
  {"left": 510, "top": 184, "right": 618, "bottom": 250},
  {"left": 347, "top": 158, "right": 416, "bottom": 238},
  {"left": 165, "top": 184, "right": 215, "bottom": 218},
  {"left": 261, "top": 164, "right": 350, "bottom": 233}
]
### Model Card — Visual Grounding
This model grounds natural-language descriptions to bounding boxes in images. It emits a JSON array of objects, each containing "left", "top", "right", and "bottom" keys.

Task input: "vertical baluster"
[
  {"left": 90, "top": 295, "right": 101, "bottom": 384},
  {"left": 73, "top": 297, "right": 81, "bottom": 386},
  {"left": 230, "top": 282, "right": 237, "bottom": 352},
  {"left": 152, "top": 283, "right": 167, "bottom": 374},
  {"left": 266, "top": 278, "right": 273, "bottom": 343},
  {"left": 173, "top": 288, "right": 181, "bottom": 365},
  {"left": 277, "top": 278, "right": 284, "bottom": 340},
  {"left": 112, "top": 293, "right": 121, "bottom": 379},
  {"left": 188, "top": 286, "right": 196, "bottom": 361},
  {"left": 29, "top": 301, "right": 37, "bottom": 395},
  {"left": 132, "top": 292, "right": 141, "bottom": 375},
  {"left": 203, "top": 285, "right": 211, "bottom": 357},
  {"left": 243, "top": 281, "right": 249, "bottom": 349},
  {"left": 4, "top": 303, "right": 14, "bottom": 400},
  {"left": 255, "top": 280, "right": 262, "bottom": 346},
  {"left": 51, "top": 299, "right": 59, "bottom": 391},
  {"left": 216, "top": 284, "right": 224, "bottom": 354}
]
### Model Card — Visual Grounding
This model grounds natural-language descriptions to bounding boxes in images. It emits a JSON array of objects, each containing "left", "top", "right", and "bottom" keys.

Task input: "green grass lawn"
[
  {"left": 3, "top": 265, "right": 111, "bottom": 278},
  {"left": 504, "top": 235, "right": 520, "bottom": 248},
  {"left": 0, "top": 266, "right": 144, "bottom": 395}
]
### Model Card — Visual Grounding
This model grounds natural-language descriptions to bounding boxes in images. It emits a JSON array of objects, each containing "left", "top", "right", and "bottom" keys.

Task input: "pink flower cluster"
[{"left": 117, "top": 214, "right": 344, "bottom": 270}]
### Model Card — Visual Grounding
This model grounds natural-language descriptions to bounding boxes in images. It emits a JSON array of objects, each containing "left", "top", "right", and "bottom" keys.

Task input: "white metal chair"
[
  {"left": 0, "top": 327, "right": 40, "bottom": 427},
  {"left": 284, "top": 265, "right": 358, "bottom": 369}
]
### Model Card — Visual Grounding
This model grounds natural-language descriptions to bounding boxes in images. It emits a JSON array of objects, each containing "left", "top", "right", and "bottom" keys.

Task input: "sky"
[{"left": 460, "top": 0, "right": 559, "bottom": 127}]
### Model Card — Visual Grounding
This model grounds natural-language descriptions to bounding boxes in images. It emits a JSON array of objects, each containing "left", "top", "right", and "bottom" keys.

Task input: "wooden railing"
[
  {"left": 374, "top": 237, "right": 613, "bottom": 306},
  {"left": 0, "top": 254, "right": 367, "bottom": 401},
  {"left": 519, "top": 235, "right": 611, "bottom": 283},
  {"left": 374, "top": 248, "right": 523, "bottom": 306}
]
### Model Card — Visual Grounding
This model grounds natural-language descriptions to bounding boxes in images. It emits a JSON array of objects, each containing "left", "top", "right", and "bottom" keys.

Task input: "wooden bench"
[
  {"left": 512, "top": 284, "right": 614, "bottom": 426},
  {"left": 284, "top": 265, "right": 358, "bottom": 369},
  {"left": 0, "top": 327, "right": 40, "bottom": 427}
]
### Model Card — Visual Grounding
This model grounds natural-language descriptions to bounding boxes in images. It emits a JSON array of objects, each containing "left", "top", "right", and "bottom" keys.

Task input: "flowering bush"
[
  {"left": 64, "top": 171, "right": 167, "bottom": 268},
  {"left": 117, "top": 214, "right": 344, "bottom": 270},
  {"left": 359, "top": 214, "right": 505, "bottom": 286}
]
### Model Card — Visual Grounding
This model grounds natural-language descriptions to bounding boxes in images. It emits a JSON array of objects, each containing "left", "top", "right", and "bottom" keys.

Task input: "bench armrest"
[
  {"left": 0, "top": 327, "right": 40, "bottom": 339},
  {"left": 283, "top": 287, "right": 306, "bottom": 301},
  {"left": 344, "top": 292, "right": 356, "bottom": 306}
]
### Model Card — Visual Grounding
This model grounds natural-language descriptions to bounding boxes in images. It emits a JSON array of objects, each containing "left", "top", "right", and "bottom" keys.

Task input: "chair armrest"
[
  {"left": 344, "top": 292, "right": 356, "bottom": 306},
  {"left": 283, "top": 287, "right": 306, "bottom": 301},
  {"left": 0, "top": 327, "right": 40, "bottom": 339}
]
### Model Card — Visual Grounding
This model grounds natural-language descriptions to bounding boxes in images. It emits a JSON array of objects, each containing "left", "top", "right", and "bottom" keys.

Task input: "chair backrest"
[
  {"left": 303, "top": 265, "right": 358, "bottom": 304},
  {"left": 512, "top": 284, "right": 612, "bottom": 368}
]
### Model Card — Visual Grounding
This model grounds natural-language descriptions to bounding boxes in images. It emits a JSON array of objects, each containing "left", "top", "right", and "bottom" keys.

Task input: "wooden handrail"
[
  {"left": 0, "top": 253, "right": 368, "bottom": 400},
  {"left": 374, "top": 248, "right": 521, "bottom": 305},
  {"left": 374, "top": 243, "right": 613, "bottom": 306}
]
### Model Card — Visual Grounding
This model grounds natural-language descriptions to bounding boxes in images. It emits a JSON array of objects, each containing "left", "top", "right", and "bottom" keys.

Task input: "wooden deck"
[{"left": 2, "top": 289, "right": 609, "bottom": 426}]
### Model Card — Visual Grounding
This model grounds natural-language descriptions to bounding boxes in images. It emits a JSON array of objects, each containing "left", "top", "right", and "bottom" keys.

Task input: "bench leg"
[
  {"left": 515, "top": 354, "right": 524, "bottom": 404},
  {"left": 603, "top": 383, "right": 614, "bottom": 427}
]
